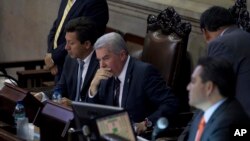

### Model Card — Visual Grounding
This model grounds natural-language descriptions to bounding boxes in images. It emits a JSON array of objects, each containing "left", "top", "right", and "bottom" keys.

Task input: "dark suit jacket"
[
  {"left": 53, "top": 53, "right": 99, "bottom": 101},
  {"left": 178, "top": 98, "right": 250, "bottom": 141},
  {"left": 87, "top": 57, "right": 179, "bottom": 123},
  {"left": 47, "top": 0, "right": 108, "bottom": 81},
  {"left": 207, "top": 26, "right": 250, "bottom": 116}
]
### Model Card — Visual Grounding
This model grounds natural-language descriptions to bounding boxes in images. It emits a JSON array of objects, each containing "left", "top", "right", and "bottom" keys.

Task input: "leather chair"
[
  {"left": 141, "top": 7, "right": 193, "bottom": 140},
  {"left": 142, "top": 7, "right": 192, "bottom": 113}
]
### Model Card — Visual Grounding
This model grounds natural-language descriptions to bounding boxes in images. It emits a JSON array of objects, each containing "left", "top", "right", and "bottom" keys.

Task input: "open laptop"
[{"left": 93, "top": 110, "right": 149, "bottom": 141}]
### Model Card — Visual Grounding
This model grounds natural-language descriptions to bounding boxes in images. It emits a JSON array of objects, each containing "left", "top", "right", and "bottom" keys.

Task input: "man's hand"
[
  {"left": 89, "top": 68, "right": 113, "bottom": 96},
  {"left": 61, "top": 97, "right": 72, "bottom": 107},
  {"left": 50, "top": 65, "right": 58, "bottom": 75},
  {"left": 44, "top": 53, "right": 54, "bottom": 69},
  {"left": 134, "top": 121, "right": 147, "bottom": 135}
]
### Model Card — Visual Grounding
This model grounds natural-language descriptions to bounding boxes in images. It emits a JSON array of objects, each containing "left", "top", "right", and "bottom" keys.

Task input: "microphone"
[
  {"left": 151, "top": 117, "right": 168, "bottom": 141},
  {"left": 67, "top": 125, "right": 91, "bottom": 141}
]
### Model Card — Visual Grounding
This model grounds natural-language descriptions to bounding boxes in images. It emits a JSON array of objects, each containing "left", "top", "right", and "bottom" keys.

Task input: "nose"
[
  {"left": 65, "top": 43, "right": 69, "bottom": 50},
  {"left": 99, "top": 60, "right": 106, "bottom": 68},
  {"left": 186, "top": 83, "right": 191, "bottom": 91}
]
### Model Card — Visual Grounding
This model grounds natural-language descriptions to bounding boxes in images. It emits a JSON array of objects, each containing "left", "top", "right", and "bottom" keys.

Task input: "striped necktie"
[
  {"left": 113, "top": 78, "right": 120, "bottom": 107},
  {"left": 53, "top": 0, "right": 74, "bottom": 49}
]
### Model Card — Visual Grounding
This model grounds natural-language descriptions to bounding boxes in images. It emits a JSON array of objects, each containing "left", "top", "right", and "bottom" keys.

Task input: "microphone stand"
[{"left": 67, "top": 125, "right": 91, "bottom": 141}]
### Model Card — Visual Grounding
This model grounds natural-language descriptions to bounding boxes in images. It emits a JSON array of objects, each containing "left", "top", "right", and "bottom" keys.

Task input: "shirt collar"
[
  {"left": 204, "top": 98, "right": 227, "bottom": 123},
  {"left": 77, "top": 51, "right": 94, "bottom": 65},
  {"left": 117, "top": 56, "right": 130, "bottom": 83},
  {"left": 220, "top": 27, "right": 229, "bottom": 36}
]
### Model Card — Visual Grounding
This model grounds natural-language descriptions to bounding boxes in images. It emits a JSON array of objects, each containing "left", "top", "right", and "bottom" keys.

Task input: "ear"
[
  {"left": 83, "top": 40, "right": 91, "bottom": 49},
  {"left": 203, "top": 29, "right": 212, "bottom": 43},
  {"left": 120, "top": 50, "right": 127, "bottom": 61},
  {"left": 205, "top": 81, "right": 214, "bottom": 96}
]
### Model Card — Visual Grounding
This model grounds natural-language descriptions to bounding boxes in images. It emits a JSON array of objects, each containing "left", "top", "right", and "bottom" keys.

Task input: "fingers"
[
  {"left": 134, "top": 122, "right": 147, "bottom": 135},
  {"left": 44, "top": 53, "right": 54, "bottom": 69},
  {"left": 61, "top": 97, "right": 72, "bottom": 107},
  {"left": 96, "top": 68, "right": 113, "bottom": 78},
  {"left": 90, "top": 68, "right": 113, "bottom": 96},
  {"left": 50, "top": 65, "right": 58, "bottom": 75}
]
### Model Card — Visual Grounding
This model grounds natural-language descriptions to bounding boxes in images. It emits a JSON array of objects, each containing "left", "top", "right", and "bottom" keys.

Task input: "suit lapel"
[
  {"left": 201, "top": 99, "right": 231, "bottom": 140},
  {"left": 81, "top": 52, "right": 99, "bottom": 97},
  {"left": 66, "top": 0, "right": 83, "bottom": 20},
  {"left": 82, "top": 52, "right": 98, "bottom": 90},
  {"left": 189, "top": 111, "right": 204, "bottom": 141},
  {"left": 121, "top": 58, "right": 134, "bottom": 107}
]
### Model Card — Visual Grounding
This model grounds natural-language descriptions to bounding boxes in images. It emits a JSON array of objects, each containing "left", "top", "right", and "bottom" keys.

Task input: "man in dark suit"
[
  {"left": 200, "top": 6, "right": 250, "bottom": 116},
  {"left": 44, "top": 0, "right": 108, "bottom": 83},
  {"left": 86, "top": 32, "right": 179, "bottom": 134},
  {"left": 35, "top": 17, "right": 99, "bottom": 106},
  {"left": 178, "top": 57, "right": 249, "bottom": 141}
]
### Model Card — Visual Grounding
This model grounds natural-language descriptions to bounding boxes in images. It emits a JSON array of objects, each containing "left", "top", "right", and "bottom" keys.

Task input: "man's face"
[
  {"left": 65, "top": 32, "right": 89, "bottom": 59},
  {"left": 187, "top": 65, "right": 207, "bottom": 109},
  {"left": 96, "top": 46, "right": 126, "bottom": 76},
  {"left": 201, "top": 28, "right": 217, "bottom": 44}
]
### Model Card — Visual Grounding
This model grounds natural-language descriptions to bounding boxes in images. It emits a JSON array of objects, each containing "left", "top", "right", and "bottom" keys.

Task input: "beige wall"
[
  {"left": 0, "top": 0, "right": 60, "bottom": 62},
  {"left": 0, "top": 0, "right": 249, "bottom": 71}
]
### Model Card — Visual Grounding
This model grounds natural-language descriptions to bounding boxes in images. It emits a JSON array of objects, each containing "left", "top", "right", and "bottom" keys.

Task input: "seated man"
[
  {"left": 178, "top": 57, "right": 250, "bottom": 141},
  {"left": 34, "top": 17, "right": 99, "bottom": 105},
  {"left": 86, "top": 32, "right": 179, "bottom": 134}
]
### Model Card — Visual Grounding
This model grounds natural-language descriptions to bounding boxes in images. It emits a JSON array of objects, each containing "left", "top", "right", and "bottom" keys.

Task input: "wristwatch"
[{"left": 144, "top": 118, "right": 152, "bottom": 128}]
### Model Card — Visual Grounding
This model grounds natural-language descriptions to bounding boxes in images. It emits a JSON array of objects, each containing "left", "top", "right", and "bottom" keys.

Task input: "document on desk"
[{"left": 137, "top": 136, "right": 149, "bottom": 141}]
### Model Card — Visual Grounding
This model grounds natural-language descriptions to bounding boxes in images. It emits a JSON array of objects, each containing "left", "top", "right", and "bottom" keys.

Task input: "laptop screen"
[{"left": 96, "top": 111, "right": 136, "bottom": 141}]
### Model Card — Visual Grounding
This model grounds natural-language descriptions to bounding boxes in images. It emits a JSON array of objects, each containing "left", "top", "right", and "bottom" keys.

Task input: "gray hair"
[{"left": 94, "top": 32, "right": 128, "bottom": 54}]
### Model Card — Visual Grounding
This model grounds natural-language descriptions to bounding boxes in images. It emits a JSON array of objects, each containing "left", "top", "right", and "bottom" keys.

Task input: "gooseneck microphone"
[
  {"left": 152, "top": 117, "right": 169, "bottom": 141},
  {"left": 67, "top": 125, "right": 91, "bottom": 141}
]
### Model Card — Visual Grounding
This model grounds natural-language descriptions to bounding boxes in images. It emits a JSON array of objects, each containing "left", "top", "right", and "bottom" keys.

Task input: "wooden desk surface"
[
  {"left": 0, "top": 127, "right": 24, "bottom": 141},
  {"left": 0, "top": 121, "right": 40, "bottom": 141}
]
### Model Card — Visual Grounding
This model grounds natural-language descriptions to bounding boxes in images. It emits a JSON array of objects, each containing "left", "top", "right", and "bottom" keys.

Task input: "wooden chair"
[
  {"left": 142, "top": 7, "right": 192, "bottom": 112},
  {"left": 228, "top": 0, "right": 250, "bottom": 32},
  {"left": 0, "top": 60, "right": 54, "bottom": 88},
  {"left": 141, "top": 7, "right": 193, "bottom": 138}
]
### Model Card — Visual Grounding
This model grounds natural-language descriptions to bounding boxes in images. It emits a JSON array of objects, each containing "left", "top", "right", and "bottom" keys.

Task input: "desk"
[
  {"left": 0, "top": 121, "right": 40, "bottom": 141},
  {"left": 0, "top": 127, "right": 24, "bottom": 141},
  {"left": 16, "top": 69, "right": 54, "bottom": 88}
]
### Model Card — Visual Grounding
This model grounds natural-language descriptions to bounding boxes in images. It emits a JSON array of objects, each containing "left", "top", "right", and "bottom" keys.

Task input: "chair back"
[
  {"left": 142, "top": 7, "right": 192, "bottom": 112},
  {"left": 229, "top": 0, "right": 250, "bottom": 32}
]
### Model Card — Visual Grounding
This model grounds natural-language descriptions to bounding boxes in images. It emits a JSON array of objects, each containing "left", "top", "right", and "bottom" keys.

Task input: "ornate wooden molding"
[
  {"left": 147, "top": 7, "right": 192, "bottom": 38},
  {"left": 229, "top": 0, "right": 250, "bottom": 32}
]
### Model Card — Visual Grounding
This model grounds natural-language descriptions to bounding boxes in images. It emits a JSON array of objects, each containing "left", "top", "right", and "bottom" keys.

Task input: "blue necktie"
[
  {"left": 113, "top": 78, "right": 120, "bottom": 106},
  {"left": 75, "top": 60, "right": 84, "bottom": 101}
]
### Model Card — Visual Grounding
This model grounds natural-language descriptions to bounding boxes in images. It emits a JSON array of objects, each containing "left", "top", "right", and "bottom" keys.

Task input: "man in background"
[
  {"left": 45, "top": 0, "right": 108, "bottom": 83},
  {"left": 200, "top": 6, "right": 250, "bottom": 116},
  {"left": 178, "top": 57, "right": 249, "bottom": 141}
]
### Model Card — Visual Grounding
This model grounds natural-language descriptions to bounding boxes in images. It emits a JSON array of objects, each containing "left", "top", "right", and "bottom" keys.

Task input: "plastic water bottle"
[
  {"left": 13, "top": 101, "right": 26, "bottom": 124},
  {"left": 52, "top": 87, "right": 62, "bottom": 103},
  {"left": 13, "top": 101, "right": 29, "bottom": 139}
]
